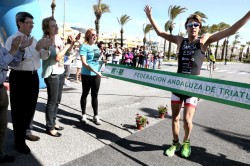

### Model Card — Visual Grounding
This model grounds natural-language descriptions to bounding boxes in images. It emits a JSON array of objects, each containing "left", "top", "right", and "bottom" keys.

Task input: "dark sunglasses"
[
  {"left": 186, "top": 22, "right": 200, "bottom": 28},
  {"left": 91, "top": 34, "right": 97, "bottom": 37}
]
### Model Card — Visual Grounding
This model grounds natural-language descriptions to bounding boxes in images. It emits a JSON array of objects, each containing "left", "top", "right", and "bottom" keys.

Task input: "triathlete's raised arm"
[{"left": 144, "top": 5, "right": 183, "bottom": 46}]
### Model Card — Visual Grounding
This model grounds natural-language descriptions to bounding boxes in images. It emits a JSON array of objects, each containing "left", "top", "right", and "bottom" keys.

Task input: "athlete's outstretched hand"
[{"left": 144, "top": 5, "right": 152, "bottom": 18}]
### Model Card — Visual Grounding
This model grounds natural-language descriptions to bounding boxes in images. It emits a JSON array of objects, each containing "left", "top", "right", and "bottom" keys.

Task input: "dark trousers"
[
  {"left": 44, "top": 74, "right": 64, "bottom": 131},
  {"left": 9, "top": 70, "right": 39, "bottom": 146},
  {"left": 0, "top": 85, "right": 8, "bottom": 156},
  {"left": 80, "top": 75, "right": 101, "bottom": 116}
]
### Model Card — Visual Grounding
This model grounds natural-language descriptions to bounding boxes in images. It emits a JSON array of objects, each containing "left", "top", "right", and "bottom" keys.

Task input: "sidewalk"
[{"left": 3, "top": 73, "right": 173, "bottom": 165}]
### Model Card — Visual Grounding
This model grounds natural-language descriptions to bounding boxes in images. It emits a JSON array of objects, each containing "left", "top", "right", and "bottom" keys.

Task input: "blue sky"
[{"left": 39, "top": 0, "right": 250, "bottom": 44}]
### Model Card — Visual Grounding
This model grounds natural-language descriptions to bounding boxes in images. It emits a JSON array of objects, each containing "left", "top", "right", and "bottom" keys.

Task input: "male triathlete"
[{"left": 144, "top": 5, "right": 250, "bottom": 158}]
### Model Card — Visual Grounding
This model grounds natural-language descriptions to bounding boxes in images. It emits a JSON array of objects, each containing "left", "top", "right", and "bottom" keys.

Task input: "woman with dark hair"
[
  {"left": 79, "top": 28, "right": 103, "bottom": 125},
  {"left": 39, "top": 16, "right": 78, "bottom": 137}
]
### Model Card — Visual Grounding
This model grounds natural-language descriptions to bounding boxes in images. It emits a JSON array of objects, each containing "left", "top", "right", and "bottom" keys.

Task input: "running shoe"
[
  {"left": 165, "top": 142, "right": 181, "bottom": 157},
  {"left": 80, "top": 114, "right": 87, "bottom": 124},
  {"left": 93, "top": 115, "right": 101, "bottom": 125},
  {"left": 181, "top": 140, "right": 191, "bottom": 158}
]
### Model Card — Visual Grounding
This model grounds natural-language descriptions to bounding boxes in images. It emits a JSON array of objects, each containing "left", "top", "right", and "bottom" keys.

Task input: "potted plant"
[
  {"left": 157, "top": 105, "right": 168, "bottom": 119},
  {"left": 135, "top": 114, "right": 149, "bottom": 130}
]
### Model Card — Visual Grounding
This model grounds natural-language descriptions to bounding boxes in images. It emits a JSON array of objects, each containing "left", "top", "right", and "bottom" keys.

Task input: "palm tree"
[
  {"left": 214, "top": 22, "right": 230, "bottom": 60},
  {"left": 163, "top": 20, "right": 171, "bottom": 56},
  {"left": 224, "top": 37, "right": 229, "bottom": 64},
  {"left": 167, "top": 5, "right": 187, "bottom": 60},
  {"left": 239, "top": 44, "right": 245, "bottom": 61},
  {"left": 142, "top": 24, "right": 153, "bottom": 47},
  {"left": 209, "top": 24, "right": 220, "bottom": 59},
  {"left": 221, "top": 38, "right": 227, "bottom": 61},
  {"left": 206, "top": 24, "right": 219, "bottom": 56},
  {"left": 200, "top": 25, "right": 210, "bottom": 36},
  {"left": 93, "top": 0, "right": 110, "bottom": 41},
  {"left": 206, "top": 23, "right": 229, "bottom": 59},
  {"left": 246, "top": 41, "right": 250, "bottom": 59},
  {"left": 117, "top": 14, "right": 131, "bottom": 47},
  {"left": 230, "top": 33, "right": 240, "bottom": 61}
]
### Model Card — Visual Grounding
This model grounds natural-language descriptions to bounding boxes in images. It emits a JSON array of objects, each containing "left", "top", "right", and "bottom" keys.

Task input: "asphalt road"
[{"left": 2, "top": 62, "right": 250, "bottom": 166}]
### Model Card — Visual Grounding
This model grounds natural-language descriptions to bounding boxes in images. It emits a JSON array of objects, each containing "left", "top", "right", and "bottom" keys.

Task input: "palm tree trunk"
[
  {"left": 121, "top": 31, "right": 124, "bottom": 47},
  {"left": 221, "top": 39, "right": 226, "bottom": 61},
  {"left": 95, "top": 18, "right": 100, "bottom": 42},
  {"left": 215, "top": 41, "right": 219, "bottom": 59},
  {"left": 167, "top": 30, "right": 173, "bottom": 60},
  {"left": 143, "top": 37, "right": 146, "bottom": 47},
  {"left": 224, "top": 40, "right": 229, "bottom": 64},
  {"left": 239, "top": 50, "right": 243, "bottom": 61},
  {"left": 246, "top": 46, "right": 249, "bottom": 59},
  {"left": 167, "top": 42, "right": 171, "bottom": 60},
  {"left": 230, "top": 47, "right": 234, "bottom": 62},
  {"left": 163, "top": 40, "right": 166, "bottom": 56}
]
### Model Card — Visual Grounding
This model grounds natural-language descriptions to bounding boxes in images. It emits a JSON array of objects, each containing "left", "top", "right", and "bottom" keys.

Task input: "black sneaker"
[{"left": 15, "top": 143, "right": 31, "bottom": 154}]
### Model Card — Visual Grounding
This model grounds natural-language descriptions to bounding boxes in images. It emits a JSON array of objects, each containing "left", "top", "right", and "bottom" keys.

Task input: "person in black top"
[
  {"left": 138, "top": 46, "right": 146, "bottom": 68},
  {"left": 145, "top": 5, "right": 250, "bottom": 158}
]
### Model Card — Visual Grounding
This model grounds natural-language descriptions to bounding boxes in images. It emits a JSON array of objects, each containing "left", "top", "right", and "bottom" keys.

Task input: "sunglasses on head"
[{"left": 186, "top": 22, "right": 200, "bottom": 28}]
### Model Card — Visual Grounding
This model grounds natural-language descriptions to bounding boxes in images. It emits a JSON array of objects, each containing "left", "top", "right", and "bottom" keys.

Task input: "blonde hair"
[
  {"left": 84, "top": 28, "right": 96, "bottom": 44},
  {"left": 185, "top": 14, "right": 202, "bottom": 29},
  {"left": 42, "top": 16, "right": 56, "bottom": 37}
]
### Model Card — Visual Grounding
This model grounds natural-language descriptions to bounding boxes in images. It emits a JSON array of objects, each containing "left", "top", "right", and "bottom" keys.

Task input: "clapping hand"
[
  {"left": 19, "top": 36, "right": 33, "bottom": 50},
  {"left": 67, "top": 33, "right": 81, "bottom": 45},
  {"left": 9, "top": 36, "right": 32, "bottom": 54},
  {"left": 36, "top": 35, "right": 53, "bottom": 51},
  {"left": 11, "top": 36, "right": 23, "bottom": 52},
  {"left": 75, "top": 33, "right": 81, "bottom": 41},
  {"left": 66, "top": 35, "right": 74, "bottom": 44}
]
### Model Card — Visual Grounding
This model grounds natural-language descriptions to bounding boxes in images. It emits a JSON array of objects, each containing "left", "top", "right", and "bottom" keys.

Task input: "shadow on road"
[{"left": 177, "top": 146, "right": 249, "bottom": 166}]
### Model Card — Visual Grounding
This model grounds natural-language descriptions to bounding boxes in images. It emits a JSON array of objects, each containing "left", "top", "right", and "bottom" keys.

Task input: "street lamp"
[
  {"left": 51, "top": 0, "right": 56, "bottom": 18},
  {"left": 63, "top": 0, "right": 66, "bottom": 39}
]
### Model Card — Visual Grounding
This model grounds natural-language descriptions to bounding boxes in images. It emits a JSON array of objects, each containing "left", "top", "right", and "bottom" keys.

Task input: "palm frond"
[
  {"left": 194, "top": 11, "right": 208, "bottom": 23},
  {"left": 117, "top": 14, "right": 132, "bottom": 26},
  {"left": 168, "top": 5, "right": 187, "bottom": 21}
]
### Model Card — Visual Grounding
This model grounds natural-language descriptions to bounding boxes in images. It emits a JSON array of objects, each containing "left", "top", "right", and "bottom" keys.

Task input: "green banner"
[{"left": 103, "top": 64, "right": 250, "bottom": 110}]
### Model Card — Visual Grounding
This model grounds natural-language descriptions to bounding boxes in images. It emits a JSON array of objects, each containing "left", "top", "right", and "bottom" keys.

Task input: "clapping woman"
[{"left": 39, "top": 16, "right": 78, "bottom": 137}]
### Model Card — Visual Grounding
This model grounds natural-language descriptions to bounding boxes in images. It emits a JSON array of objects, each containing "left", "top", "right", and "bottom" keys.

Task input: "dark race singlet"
[
  {"left": 173, "top": 38, "right": 205, "bottom": 100},
  {"left": 177, "top": 38, "right": 205, "bottom": 75}
]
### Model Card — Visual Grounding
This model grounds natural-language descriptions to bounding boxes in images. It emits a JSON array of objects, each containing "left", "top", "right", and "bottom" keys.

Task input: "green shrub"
[{"left": 242, "top": 58, "right": 250, "bottom": 63}]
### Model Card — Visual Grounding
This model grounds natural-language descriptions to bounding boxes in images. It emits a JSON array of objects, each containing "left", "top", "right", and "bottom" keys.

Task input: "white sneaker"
[
  {"left": 80, "top": 114, "right": 87, "bottom": 124},
  {"left": 65, "top": 81, "right": 71, "bottom": 87},
  {"left": 93, "top": 115, "right": 101, "bottom": 125}
]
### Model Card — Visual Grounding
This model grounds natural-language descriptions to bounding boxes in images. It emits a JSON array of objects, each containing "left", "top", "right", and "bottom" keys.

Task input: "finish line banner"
[{"left": 103, "top": 64, "right": 250, "bottom": 110}]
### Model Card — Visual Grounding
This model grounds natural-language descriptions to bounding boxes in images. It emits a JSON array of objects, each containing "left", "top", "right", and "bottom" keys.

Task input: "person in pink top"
[{"left": 123, "top": 48, "right": 134, "bottom": 66}]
